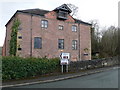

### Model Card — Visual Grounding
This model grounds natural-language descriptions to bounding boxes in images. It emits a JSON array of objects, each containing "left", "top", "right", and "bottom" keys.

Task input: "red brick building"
[{"left": 2, "top": 4, "right": 92, "bottom": 61}]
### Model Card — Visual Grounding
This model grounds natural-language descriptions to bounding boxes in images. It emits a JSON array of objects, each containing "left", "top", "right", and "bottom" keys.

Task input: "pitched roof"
[
  {"left": 17, "top": 9, "right": 49, "bottom": 16},
  {"left": 74, "top": 19, "right": 92, "bottom": 26},
  {"left": 5, "top": 9, "right": 49, "bottom": 26},
  {"left": 6, "top": 7, "right": 91, "bottom": 26},
  {"left": 54, "top": 4, "right": 72, "bottom": 13}
]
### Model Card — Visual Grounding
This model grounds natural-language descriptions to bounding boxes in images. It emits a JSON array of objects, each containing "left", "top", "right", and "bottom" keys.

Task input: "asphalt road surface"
[{"left": 15, "top": 68, "right": 119, "bottom": 88}]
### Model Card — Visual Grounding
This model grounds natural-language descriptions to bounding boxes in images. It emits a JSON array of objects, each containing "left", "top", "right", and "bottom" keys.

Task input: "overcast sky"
[{"left": 0, "top": 0, "right": 119, "bottom": 46}]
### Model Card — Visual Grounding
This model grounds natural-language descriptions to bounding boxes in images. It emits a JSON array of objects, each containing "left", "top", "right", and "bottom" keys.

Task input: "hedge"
[{"left": 2, "top": 56, "right": 60, "bottom": 81}]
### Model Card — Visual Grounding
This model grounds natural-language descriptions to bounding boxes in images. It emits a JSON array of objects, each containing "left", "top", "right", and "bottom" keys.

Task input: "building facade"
[{"left": 2, "top": 4, "right": 92, "bottom": 61}]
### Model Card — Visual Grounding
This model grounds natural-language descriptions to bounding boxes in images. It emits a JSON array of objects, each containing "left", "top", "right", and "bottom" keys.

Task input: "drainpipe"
[
  {"left": 5, "top": 29, "right": 7, "bottom": 56},
  {"left": 5, "top": 35, "right": 6, "bottom": 56},
  {"left": 78, "top": 23, "right": 80, "bottom": 61},
  {"left": 30, "top": 14, "right": 33, "bottom": 57}
]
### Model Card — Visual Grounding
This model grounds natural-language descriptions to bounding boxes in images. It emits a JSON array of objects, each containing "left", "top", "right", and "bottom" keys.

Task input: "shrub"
[{"left": 2, "top": 56, "right": 60, "bottom": 81}]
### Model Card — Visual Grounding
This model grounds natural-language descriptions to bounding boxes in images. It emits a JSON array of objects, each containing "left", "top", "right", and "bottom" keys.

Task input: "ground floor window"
[
  {"left": 34, "top": 37, "right": 42, "bottom": 49},
  {"left": 72, "top": 40, "right": 77, "bottom": 50},
  {"left": 58, "top": 39, "right": 64, "bottom": 49}
]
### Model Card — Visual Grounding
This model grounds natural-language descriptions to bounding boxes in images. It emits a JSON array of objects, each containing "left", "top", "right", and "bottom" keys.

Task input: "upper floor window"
[
  {"left": 58, "top": 25, "right": 64, "bottom": 30},
  {"left": 72, "top": 25, "right": 77, "bottom": 32},
  {"left": 72, "top": 40, "right": 77, "bottom": 50},
  {"left": 57, "top": 11, "right": 68, "bottom": 20},
  {"left": 41, "top": 20, "right": 48, "bottom": 29},
  {"left": 58, "top": 39, "right": 64, "bottom": 49},
  {"left": 34, "top": 37, "right": 42, "bottom": 49}
]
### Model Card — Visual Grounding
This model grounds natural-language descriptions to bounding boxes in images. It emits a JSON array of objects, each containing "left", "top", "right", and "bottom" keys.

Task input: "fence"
[{"left": 69, "top": 56, "right": 119, "bottom": 72}]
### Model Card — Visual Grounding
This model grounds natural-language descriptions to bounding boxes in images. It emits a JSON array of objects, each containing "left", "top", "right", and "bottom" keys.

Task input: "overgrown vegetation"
[
  {"left": 2, "top": 57, "right": 60, "bottom": 81},
  {"left": 100, "top": 26, "right": 118, "bottom": 57},
  {"left": 91, "top": 20, "right": 119, "bottom": 58},
  {"left": 9, "top": 19, "right": 20, "bottom": 56},
  {"left": 0, "top": 47, "right": 2, "bottom": 56}
]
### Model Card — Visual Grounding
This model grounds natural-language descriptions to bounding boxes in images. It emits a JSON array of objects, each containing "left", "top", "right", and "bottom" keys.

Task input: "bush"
[{"left": 2, "top": 56, "right": 60, "bottom": 81}]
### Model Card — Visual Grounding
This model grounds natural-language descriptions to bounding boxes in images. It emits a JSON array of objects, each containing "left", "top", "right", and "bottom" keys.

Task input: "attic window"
[
  {"left": 61, "top": 6, "right": 68, "bottom": 11},
  {"left": 57, "top": 11, "right": 68, "bottom": 20}
]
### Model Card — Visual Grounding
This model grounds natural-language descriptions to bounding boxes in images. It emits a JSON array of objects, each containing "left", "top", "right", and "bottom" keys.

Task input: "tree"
[
  {"left": 90, "top": 20, "right": 101, "bottom": 58},
  {"left": 117, "top": 28, "right": 120, "bottom": 56},
  {"left": 67, "top": 3, "right": 79, "bottom": 17},
  {"left": 90, "top": 19, "right": 119, "bottom": 58},
  {"left": 100, "top": 26, "right": 118, "bottom": 57}
]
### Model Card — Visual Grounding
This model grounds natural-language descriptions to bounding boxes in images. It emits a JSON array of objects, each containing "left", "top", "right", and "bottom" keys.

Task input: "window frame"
[
  {"left": 72, "top": 40, "right": 77, "bottom": 50},
  {"left": 58, "top": 25, "right": 64, "bottom": 30},
  {"left": 58, "top": 39, "right": 64, "bottom": 49},
  {"left": 34, "top": 37, "right": 42, "bottom": 49},
  {"left": 41, "top": 20, "right": 48, "bottom": 29},
  {"left": 72, "top": 25, "right": 77, "bottom": 32}
]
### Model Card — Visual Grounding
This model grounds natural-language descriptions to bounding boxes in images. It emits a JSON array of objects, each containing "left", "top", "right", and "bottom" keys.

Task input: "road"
[{"left": 14, "top": 67, "right": 119, "bottom": 88}]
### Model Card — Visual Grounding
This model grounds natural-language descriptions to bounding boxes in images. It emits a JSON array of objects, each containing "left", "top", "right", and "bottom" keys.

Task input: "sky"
[{"left": 0, "top": 0, "right": 119, "bottom": 46}]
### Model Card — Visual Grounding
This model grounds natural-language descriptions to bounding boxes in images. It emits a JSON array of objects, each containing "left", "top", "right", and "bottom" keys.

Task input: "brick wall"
[
  {"left": 4, "top": 11, "right": 91, "bottom": 61},
  {"left": 80, "top": 24, "right": 91, "bottom": 60},
  {"left": 5, "top": 17, "right": 15, "bottom": 56}
]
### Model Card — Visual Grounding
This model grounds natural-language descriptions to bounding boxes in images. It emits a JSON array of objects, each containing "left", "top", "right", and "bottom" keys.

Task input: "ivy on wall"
[{"left": 9, "top": 19, "right": 20, "bottom": 56}]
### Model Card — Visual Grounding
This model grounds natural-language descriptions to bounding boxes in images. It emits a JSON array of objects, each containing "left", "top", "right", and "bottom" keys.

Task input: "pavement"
[{"left": 1, "top": 65, "right": 119, "bottom": 88}]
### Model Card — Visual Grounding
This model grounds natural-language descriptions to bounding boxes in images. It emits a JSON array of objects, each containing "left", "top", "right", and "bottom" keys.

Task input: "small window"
[
  {"left": 72, "top": 25, "right": 77, "bottom": 32},
  {"left": 34, "top": 37, "right": 42, "bottom": 49},
  {"left": 72, "top": 40, "right": 77, "bottom": 50},
  {"left": 18, "top": 45, "right": 22, "bottom": 51},
  {"left": 58, "top": 25, "right": 63, "bottom": 30},
  {"left": 18, "top": 36, "right": 22, "bottom": 39},
  {"left": 41, "top": 20, "right": 48, "bottom": 29},
  {"left": 18, "top": 48, "right": 22, "bottom": 50},
  {"left": 58, "top": 39, "right": 64, "bottom": 49}
]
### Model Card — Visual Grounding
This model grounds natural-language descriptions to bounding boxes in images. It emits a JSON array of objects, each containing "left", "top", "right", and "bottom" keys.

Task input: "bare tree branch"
[{"left": 67, "top": 3, "right": 79, "bottom": 17}]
